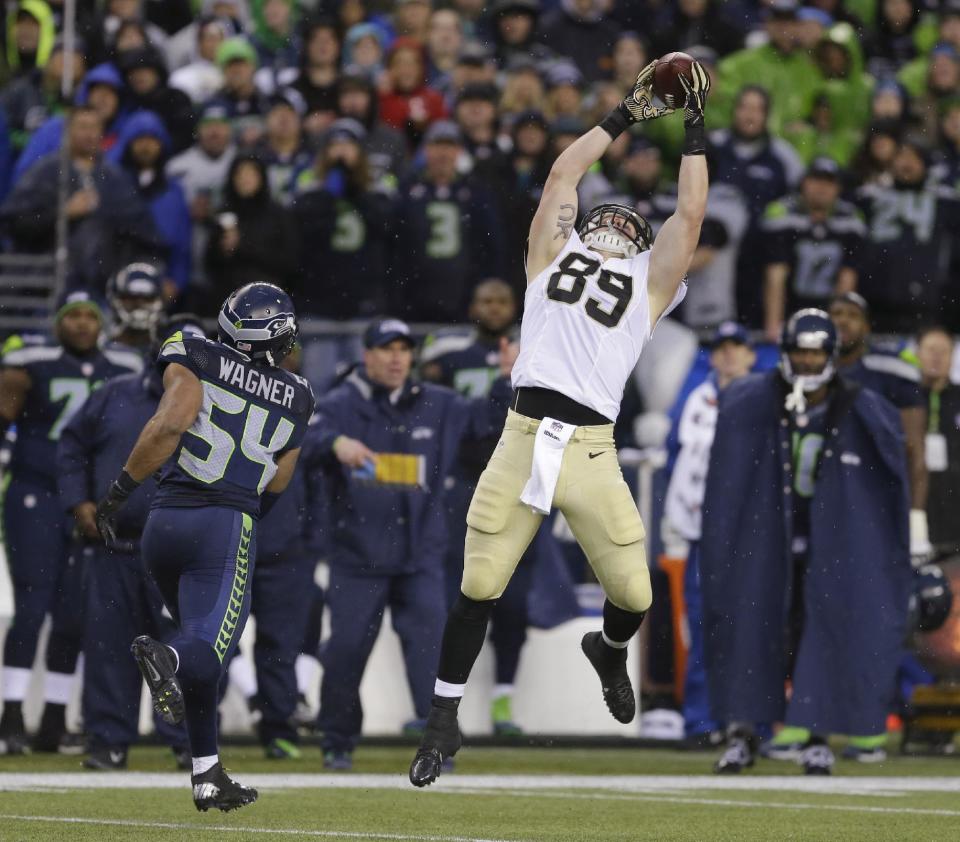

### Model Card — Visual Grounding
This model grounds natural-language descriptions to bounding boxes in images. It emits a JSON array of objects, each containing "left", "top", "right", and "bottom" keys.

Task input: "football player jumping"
[{"left": 409, "top": 60, "right": 710, "bottom": 786}]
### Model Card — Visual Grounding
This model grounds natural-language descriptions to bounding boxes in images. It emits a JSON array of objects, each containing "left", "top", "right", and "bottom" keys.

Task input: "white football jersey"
[{"left": 512, "top": 230, "right": 686, "bottom": 421}]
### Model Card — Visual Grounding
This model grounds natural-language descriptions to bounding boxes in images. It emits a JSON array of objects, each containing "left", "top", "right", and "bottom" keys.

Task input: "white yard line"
[
  {"left": 439, "top": 787, "right": 960, "bottom": 818},
  {"left": 0, "top": 815, "right": 526, "bottom": 842},
  {"left": 1, "top": 772, "right": 959, "bottom": 796}
]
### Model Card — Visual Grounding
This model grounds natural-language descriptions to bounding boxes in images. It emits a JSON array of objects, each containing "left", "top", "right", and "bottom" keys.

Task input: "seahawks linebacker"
[
  {"left": 409, "top": 59, "right": 710, "bottom": 786},
  {"left": 95, "top": 283, "right": 314, "bottom": 811}
]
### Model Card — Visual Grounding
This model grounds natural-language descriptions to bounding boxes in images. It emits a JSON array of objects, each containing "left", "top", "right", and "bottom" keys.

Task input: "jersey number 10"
[{"left": 546, "top": 253, "right": 633, "bottom": 329}]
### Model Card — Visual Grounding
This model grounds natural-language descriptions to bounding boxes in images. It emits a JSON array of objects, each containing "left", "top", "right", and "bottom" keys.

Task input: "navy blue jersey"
[
  {"left": 420, "top": 329, "right": 502, "bottom": 397},
  {"left": 855, "top": 182, "right": 960, "bottom": 332},
  {"left": 839, "top": 352, "right": 923, "bottom": 411},
  {"left": 153, "top": 334, "right": 314, "bottom": 515},
  {"left": 420, "top": 329, "right": 508, "bottom": 481},
  {"left": 790, "top": 400, "right": 828, "bottom": 544},
  {"left": 761, "top": 195, "right": 866, "bottom": 311},
  {"left": 392, "top": 176, "right": 504, "bottom": 322},
  {"left": 2, "top": 339, "right": 142, "bottom": 487}
]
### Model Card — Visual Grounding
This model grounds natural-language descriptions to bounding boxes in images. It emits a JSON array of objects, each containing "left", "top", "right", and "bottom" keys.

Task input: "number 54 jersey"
[
  {"left": 154, "top": 333, "right": 315, "bottom": 516},
  {"left": 512, "top": 230, "right": 686, "bottom": 422}
]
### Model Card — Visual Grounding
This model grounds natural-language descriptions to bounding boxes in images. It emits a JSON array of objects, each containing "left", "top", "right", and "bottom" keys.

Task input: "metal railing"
[{"left": 0, "top": 253, "right": 58, "bottom": 332}]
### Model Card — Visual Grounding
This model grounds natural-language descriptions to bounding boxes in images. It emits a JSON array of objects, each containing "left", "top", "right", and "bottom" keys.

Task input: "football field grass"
[{"left": 0, "top": 746, "right": 958, "bottom": 842}]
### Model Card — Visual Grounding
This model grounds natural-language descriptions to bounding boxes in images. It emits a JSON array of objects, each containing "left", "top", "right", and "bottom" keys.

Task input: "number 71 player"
[{"left": 410, "top": 58, "right": 710, "bottom": 786}]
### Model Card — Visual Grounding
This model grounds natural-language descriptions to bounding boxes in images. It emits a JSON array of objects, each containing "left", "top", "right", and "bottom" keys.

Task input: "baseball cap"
[
  {"left": 55, "top": 290, "right": 104, "bottom": 323},
  {"left": 797, "top": 7, "right": 832, "bottom": 26},
  {"left": 544, "top": 60, "right": 583, "bottom": 89},
  {"left": 492, "top": 0, "right": 540, "bottom": 15},
  {"left": 512, "top": 109, "right": 548, "bottom": 131},
  {"left": 710, "top": 321, "right": 750, "bottom": 349},
  {"left": 457, "top": 82, "right": 499, "bottom": 106},
  {"left": 458, "top": 42, "right": 493, "bottom": 66},
  {"left": 686, "top": 44, "right": 718, "bottom": 67},
  {"left": 768, "top": 0, "right": 799, "bottom": 17},
  {"left": 364, "top": 318, "right": 415, "bottom": 349},
  {"left": 830, "top": 290, "right": 869, "bottom": 315},
  {"left": 216, "top": 37, "right": 257, "bottom": 68},
  {"left": 931, "top": 42, "right": 960, "bottom": 62},
  {"left": 627, "top": 135, "right": 660, "bottom": 156},
  {"left": 325, "top": 117, "right": 367, "bottom": 144},
  {"left": 268, "top": 88, "right": 307, "bottom": 117},
  {"left": 550, "top": 115, "right": 585, "bottom": 137},
  {"left": 804, "top": 156, "right": 841, "bottom": 180},
  {"left": 199, "top": 100, "right": 231, "bottom": 123},
  {"left": 423, "top": 119, "right": 462, "bottom": 144}
]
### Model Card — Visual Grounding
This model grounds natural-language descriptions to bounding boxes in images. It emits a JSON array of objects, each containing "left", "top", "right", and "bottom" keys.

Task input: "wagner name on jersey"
[
  {"left": 154, "top": 333, "right": 314, "bottom": 515},
  {"left": 513, "top": 229, "right": 685, "bottom": 422}
]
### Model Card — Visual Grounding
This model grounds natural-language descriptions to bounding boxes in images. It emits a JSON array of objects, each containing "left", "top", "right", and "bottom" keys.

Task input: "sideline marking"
[
  {"left": 0, "top": 815, "right": 527, "bottom": 842},
  {"left": 1, "top": 772, "right": 959, "bottom": 797}
]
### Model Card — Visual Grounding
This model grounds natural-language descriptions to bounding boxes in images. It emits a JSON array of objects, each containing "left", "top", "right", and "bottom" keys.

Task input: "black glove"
[
  {"left": 679, "top": 61, "right": 710, "bottom": 156},
  {"left": 95, "top": 470, "right": 140, "bottom": 548}
]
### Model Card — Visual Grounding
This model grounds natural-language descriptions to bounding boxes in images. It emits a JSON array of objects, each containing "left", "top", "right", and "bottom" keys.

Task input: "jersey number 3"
[{"left": 546, "top": 253, "right": 633, "bottom": 329}]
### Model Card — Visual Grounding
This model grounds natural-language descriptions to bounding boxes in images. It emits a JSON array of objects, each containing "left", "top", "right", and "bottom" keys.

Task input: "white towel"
[{"left": 520, "top": 416, "right": 576, "bottom": 515}]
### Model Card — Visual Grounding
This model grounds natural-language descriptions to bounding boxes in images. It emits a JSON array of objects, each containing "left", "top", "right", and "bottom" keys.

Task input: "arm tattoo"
[{"left": 554, "top": 203, "right": 576, "bottom": 240}]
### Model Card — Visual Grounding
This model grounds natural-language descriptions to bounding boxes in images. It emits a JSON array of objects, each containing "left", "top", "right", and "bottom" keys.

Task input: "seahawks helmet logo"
[{"left": 267, "top": 315, "right": 295, "bottom": 337}]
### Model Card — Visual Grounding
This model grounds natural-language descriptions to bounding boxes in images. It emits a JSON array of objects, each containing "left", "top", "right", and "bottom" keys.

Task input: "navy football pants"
[
  {"left": 319, "top": 565, "right": 445, "bottom": 753},
  {"left": 142, "top": 506, "right": 256, "bottom": 758},
  {"left": 682, "top": 541, "right": 719, "bottom": 737},
  {"left": 2, "top": 477, "right": 82, "bottom": 679},
  {"left": 249, "top": 552, "right": 316, "bottom": 744},
  {"left": 83, "top": 545, "right": 188, "bottom": 751}
]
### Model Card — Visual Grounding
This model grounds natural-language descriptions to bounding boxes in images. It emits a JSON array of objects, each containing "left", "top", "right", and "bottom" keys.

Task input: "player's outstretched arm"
[
  {"left": 526, "top": 62, "right": 673, "bottom": 282},
  {"left": 123, "top": 363, "right": 203, "bottom": 482},
  {"left": 648, "top": 62, "right": 710, "bottom": 327}
]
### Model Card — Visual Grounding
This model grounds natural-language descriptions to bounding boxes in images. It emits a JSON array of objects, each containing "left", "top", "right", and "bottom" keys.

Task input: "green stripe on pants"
[{"left": 214, "top": 513, "right": 253, "bottom": 663}]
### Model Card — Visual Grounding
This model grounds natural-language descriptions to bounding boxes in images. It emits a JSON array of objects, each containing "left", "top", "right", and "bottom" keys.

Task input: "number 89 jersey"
[
  {"left": 154, "top": 333, "right": 314, "bottom": 516},
  {"left": 512, "top": 230, "right": 685, "bottom": 422}
]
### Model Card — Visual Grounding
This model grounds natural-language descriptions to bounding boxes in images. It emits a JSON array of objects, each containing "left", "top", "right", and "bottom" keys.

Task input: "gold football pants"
[{"left": 462, "top": 410, "right": 651, "bottom": 613}]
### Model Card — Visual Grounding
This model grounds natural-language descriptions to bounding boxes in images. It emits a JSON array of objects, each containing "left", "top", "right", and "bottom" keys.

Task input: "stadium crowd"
[{"left": 0, "top": 0, "right": 958, "bottom": 774}]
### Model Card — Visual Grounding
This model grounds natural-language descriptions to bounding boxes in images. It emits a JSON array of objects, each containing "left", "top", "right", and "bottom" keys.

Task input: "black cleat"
[
  {"left": 32, "top": 703, "right": 67, "bottom": 753},
  {"left": 131, "top": 636, "right": 185, "bottom": 726},
  {"left": 580, "top": 632, "right": 636, "bottom": 724},
  {"left": 192, "top": 763, "right": 258, "bottom": 812},
  {"left": 408, "top": 699, "right": 462, "bottom": 788},
  {"left": 801, "top": 741, "right": 834, "bottom": 776},
  {"left": 59, "top": 731, "right": 88, "bottom": 756},
  {"left": 0, "top": 704, "right": 30, "bottom": 756},
  {"left": 83, "top": 747, "right": 128, "bottom": 770},
  {"left": 0, "top": 731, "right": 30, "bottom": 756},
  {"left": 714, "top": 736, "right": 755, "bottom": 774}
]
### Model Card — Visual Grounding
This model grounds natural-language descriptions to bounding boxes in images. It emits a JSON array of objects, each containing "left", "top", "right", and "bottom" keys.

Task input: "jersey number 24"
[{"left": 546, "top": 253, "right": 633, "bottom": 329}]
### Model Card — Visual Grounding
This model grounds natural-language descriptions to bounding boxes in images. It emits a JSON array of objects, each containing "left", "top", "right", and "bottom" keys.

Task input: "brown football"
[{"left": 652, "top": 52, "right": 694, "bottom": 109}]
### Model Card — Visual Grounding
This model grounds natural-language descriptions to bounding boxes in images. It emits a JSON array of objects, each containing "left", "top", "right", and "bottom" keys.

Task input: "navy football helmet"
[
  {"left": 779, "top": 308, "right": 837, "bottom": 393},
  {"left": 910, "top": 564, "right": 954, "bottom": 633},
  {"left": 217, "top": 283, "right": 298, "bottom": 366},
  {"left": 107, "top": 263, "right": 164, "bottom": 333}
]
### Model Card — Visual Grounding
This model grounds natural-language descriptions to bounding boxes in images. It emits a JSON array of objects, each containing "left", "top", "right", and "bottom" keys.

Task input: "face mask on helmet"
[
  {"left": 109, "top": 264, "right": 164, "bottom": 334},
  {"left": 779, "top": 309, "right": 837, "bottom": 414},
  {"left": 578, "top": 204, "right": 651, "bottom": 260}
]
